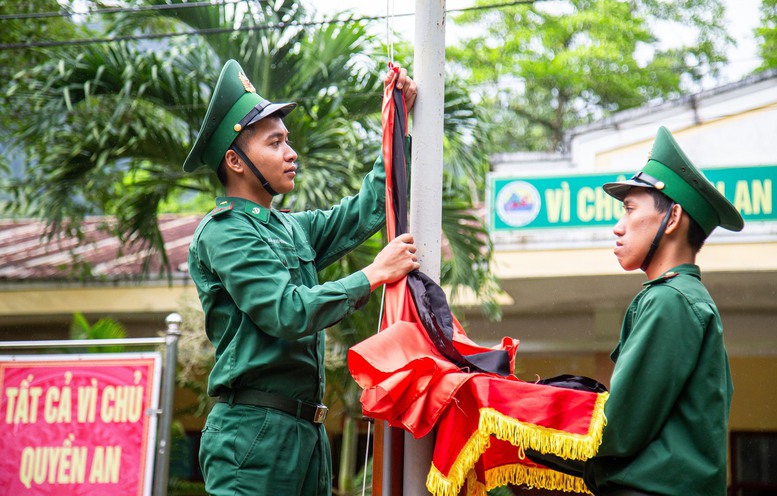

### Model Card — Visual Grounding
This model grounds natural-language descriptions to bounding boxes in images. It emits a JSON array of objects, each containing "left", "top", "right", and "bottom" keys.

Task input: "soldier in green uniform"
[
  {"left": 585, "top": 126, "right": 744, "bottom": 495},
  {"left": 183, "top": 59, "right": 418, "bottom": 495}
]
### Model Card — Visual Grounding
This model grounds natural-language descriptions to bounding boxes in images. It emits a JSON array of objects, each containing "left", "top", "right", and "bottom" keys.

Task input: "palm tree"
[
  {"left": 3, "top": 0, "right": 385, "bottom": 270},
  {"left": 68, "top": 311, "right": 128, "bottom": 353},
  {"left": 4, "top": 0, "right": 497, "bottom": 294}
]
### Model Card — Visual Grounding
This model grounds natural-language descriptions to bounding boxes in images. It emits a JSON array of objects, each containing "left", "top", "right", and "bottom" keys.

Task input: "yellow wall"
[
  {"left": 0, "top": 285, "right": 195, "bottom": 318},
  {"left": 514, "top": 353, "right": 613, "bottom": 386},
  {"left": 729, "top": 356, "right": 777, "bottom": 431},
  {"left": 515, "top": 353, "right": 776, "bottom": 432}
]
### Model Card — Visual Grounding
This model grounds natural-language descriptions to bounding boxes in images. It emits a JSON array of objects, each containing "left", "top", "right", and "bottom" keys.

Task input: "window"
[{"left": 730, "top": 431, "right": 777, "bottom": 496}]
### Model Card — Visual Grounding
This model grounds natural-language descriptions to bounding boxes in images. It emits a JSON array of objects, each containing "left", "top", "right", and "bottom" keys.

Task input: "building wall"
[
  {"left": 570, "top": 76, "right": 777, "bottom": 171},
  {"left": 729, "top": 356, "right": 777, "bottom": 431}
]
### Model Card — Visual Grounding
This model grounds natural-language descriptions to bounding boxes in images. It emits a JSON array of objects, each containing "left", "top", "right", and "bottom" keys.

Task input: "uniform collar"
[
  {"left": 215, "top": 197, "right": 271, "bottom": 223},
  {"left": 642, "top": 263, "right": 700, "bottom": 286}
]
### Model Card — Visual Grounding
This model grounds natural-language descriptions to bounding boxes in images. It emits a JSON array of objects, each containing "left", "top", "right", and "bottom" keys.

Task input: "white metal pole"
[
  {"left": 153, "top": 313, "right": 182, "bottom": 496},
  {"left": 411, "top": 0, "right": 446, "bottom": 279},
  {"left": 403, "top": 0, "right": 446, "bottom": 493}
]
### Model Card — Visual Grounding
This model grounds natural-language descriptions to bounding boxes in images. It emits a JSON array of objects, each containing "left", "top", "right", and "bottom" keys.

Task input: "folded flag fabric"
[{"left": 348, "top": 66, "right": 608, "bottom": 495}]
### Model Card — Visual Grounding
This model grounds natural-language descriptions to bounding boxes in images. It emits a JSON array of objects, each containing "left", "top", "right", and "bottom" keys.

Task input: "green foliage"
[
  {"left": 0, "top": 0, "right": 80, "bottom": 155},
  {"left": 0, "top": 0, "right": 81, "bottom": 76},
  {"left": 353, "top": 456, "right": 373, "bottom": 496},
  {"left": 167, "top": 419, "right": 208, "bottom": 495},
  {"left": 448, "top": 0, "right": 731, "bottom": 152},
  {"left": 756, "top": 0, "right": 777, "bottom": 70},
  {"left": 1, "top": 0, "right": 498, "bottom": 302},
  {"left": 487, "top": 485, "right": 514, "bottom": 496},
  {"left": 69, "top": 311, "right": 127, "bottom": 353},
  {"left": 1, "top": 0, "right": 383, "bottom": 274},
  {"left": 167, "top": 478, "right": 207, "bottom": 496}
]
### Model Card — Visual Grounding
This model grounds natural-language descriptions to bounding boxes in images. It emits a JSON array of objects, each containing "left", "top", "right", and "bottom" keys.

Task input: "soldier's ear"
[
  {"left": 223, "top": 149, "right": 244, "bottom": 174},
  {"left": 664, "top": 203, "right": 685, "bottom": 235}
]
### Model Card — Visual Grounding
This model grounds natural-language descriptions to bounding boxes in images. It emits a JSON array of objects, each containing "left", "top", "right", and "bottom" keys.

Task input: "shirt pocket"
[
  {"left": 296, "top": 244, "right": 317, "bottom": 281},
  {"left": 273, "top": 243, "right": 317, "bottom": 284}
]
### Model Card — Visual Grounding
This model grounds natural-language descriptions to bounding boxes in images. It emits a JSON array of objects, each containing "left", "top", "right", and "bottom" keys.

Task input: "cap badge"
[{"left": 238, "top": 71, "right": 256, "bottom": 93}]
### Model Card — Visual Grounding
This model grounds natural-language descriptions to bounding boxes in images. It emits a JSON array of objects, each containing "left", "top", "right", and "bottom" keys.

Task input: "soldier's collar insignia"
[{"left": 244, "top": 202, "right": 270, "bottom": 222}]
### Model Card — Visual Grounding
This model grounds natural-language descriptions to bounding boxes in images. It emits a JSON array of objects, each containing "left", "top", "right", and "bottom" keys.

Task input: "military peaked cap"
[
  {"left": 183, "top": 59, "right": 296, "bottom": 172},
  {"left": 603, "top": 126, "right": 744, "bottom": 236}
]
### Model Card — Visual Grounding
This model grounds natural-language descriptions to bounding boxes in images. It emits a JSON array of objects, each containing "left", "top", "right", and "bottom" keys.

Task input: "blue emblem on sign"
[{"left": 496, "top": 181, "right": 541, "bottom": 227}]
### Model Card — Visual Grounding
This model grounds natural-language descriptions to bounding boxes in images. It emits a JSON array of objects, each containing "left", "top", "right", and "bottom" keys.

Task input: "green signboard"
[{"left": 489, "top": 165, "right": 776, "bottom": 232}]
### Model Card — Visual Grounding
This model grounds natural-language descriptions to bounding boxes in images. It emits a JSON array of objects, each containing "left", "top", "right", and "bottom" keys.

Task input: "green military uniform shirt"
[
  {"left": 584, "top": 264, "right": 733, "bottom": 495},
  {"left": 188, "top": 155, "right": 386, "bottom": 404}
]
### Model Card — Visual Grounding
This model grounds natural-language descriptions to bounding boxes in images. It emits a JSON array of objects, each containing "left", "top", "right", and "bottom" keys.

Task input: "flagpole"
[{"left": 403, "top": 0, "right": 446, "bottom": 492}]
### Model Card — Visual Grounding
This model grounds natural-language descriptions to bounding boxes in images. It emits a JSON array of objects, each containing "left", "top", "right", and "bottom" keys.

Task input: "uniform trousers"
[{"left": 199, "top": 402, "right": 332, "bottom": 495}]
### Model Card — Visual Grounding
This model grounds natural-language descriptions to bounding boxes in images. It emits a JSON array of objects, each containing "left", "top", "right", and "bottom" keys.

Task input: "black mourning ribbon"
[{"left": 388, "top": 87, "right": 511, "bottom": 377}]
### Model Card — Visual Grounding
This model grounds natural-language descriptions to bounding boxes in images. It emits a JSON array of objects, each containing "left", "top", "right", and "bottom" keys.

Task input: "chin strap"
[
  {"left": 640, "top": 202, "right": 675, "bottom": 272},
  {"left": 230, "top": 145, "right": 279, "bottom": 197}
]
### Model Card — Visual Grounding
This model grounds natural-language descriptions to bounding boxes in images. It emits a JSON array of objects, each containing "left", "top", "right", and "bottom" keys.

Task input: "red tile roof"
[{"left": 0, "top": 215, "right": 201, "bottom": 282}]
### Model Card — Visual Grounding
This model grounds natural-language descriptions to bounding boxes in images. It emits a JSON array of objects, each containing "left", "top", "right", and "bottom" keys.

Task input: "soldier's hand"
[
  {"left": 384, "top": 65, "right": 418, "bottom": 113},
  {"left": 362, "top": 233, "right": 420, "bottom": 291}
]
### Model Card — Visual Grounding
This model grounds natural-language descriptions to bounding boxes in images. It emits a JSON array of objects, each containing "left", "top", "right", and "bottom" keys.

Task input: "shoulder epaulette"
[
  {"left": 644, "top": 271, "right": 680, "bottom": 287},
  {"left": 211, "top": 201, "right": 234, "bottom": 218},
  {"left": 660, "top": 271, "right": 679, "bottom": 281}
]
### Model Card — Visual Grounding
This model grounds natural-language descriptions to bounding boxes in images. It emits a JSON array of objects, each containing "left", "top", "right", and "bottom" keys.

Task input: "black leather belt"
[{"left": 218, "top": 389, "right": 328, "bottom": 424}]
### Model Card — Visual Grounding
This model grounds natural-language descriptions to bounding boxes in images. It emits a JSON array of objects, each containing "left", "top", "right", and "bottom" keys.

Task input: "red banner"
[{"left": 0, "top": 354, "right": 161, "bottom": 496}]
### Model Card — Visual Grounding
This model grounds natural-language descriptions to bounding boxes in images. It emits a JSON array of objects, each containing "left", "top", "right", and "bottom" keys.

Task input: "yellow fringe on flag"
[
  {"left": 483, "top": 463, "right": 591, "bottom": 494},
  {"left": 426, "top": 429, "right": 492, "bottom": 496},
  {"left": 427, "top": 460, "right": 592, "bottom": 496},
  {"left": 425, "top": 392, "right": 608, "bottom": 496},
  {"left": 480, "top": 390, "right": 608, "bottom": 461}
]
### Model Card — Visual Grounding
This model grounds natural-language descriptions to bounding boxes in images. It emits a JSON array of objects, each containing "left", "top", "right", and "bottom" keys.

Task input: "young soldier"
[
  {"left": 183, "top": 60, "right": 418, "bottom": 495},
  {"left": 585, "top": 126, "right": 744, "bottom": 495}
]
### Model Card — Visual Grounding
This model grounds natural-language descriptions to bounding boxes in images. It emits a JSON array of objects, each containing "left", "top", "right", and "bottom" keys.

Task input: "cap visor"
[
  {"left": 602, "top": 179, "right": 650, "bottom": 201},
  {"left": 246, "top": 102, "right": 297, "bottom": 127},
  {"left": 718, "top": 202, "right": 745, "bottom": 231}
]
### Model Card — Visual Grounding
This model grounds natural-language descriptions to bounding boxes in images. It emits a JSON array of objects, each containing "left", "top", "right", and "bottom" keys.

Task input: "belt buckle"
[{"left": 313, "top": 404, "right": 328, "bottom": 424}]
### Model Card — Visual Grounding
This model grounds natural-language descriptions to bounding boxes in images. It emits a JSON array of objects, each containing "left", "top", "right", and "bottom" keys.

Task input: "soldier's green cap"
[
  {"left": 603, "top": 126, "right": 744, "bottom": 236},
  {"left": 183, "top": 59, "right": 296, "bottom": 172}
]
